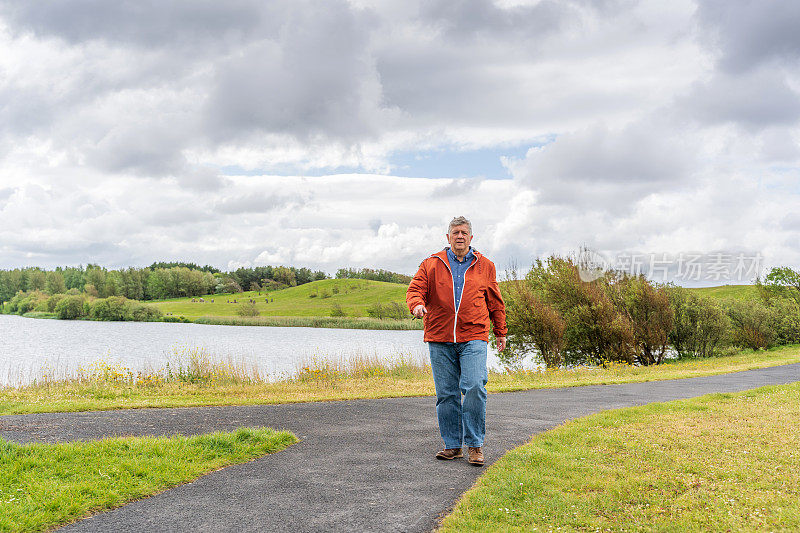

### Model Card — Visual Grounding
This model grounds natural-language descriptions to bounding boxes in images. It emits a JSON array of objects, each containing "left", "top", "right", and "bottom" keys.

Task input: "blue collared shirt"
[{"left": 446, "top": 247, "right": 475, "bottom": 311}]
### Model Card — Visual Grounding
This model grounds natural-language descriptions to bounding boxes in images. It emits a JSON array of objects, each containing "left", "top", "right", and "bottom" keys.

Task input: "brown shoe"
[
  {"left": 436, "top": 448, "right": 463, "bottom": 460},
  {"left": 468, "top": 447, "right": 484, "bottom": 466}
]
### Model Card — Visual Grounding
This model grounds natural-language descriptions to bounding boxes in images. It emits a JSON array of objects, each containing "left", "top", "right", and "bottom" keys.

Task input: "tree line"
[
  {"left": 0, "top": 264, "right": 330, "bottom": 303},
  {"left": 335, "top": 267, "right": 412, "bottom": 284},
  {"left": 0, "top": 263, "right": 415, "bottom": 305},
  {"left": 502, "top": 255, "right": 800, "bottom": 369}
]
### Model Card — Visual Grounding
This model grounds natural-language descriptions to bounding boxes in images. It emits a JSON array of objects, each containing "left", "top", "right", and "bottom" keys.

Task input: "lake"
[{"left": 0, "top": 315, "right": 502, "bottom": 386}]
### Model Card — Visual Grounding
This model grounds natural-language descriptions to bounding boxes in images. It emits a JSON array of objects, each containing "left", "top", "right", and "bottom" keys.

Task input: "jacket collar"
[{"left": 432, "top": 247, "right": 481, "bottom": 264}]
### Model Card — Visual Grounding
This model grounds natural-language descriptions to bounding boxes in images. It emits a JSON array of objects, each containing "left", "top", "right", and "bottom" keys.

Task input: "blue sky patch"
[{"left": 219, "top": 140, "right": 553, "bottom": 179}]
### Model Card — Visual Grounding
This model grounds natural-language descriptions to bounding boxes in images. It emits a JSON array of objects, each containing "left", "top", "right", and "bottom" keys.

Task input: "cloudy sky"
[{"left": 1, "top": 0, "right": 799, "bottom": 285}]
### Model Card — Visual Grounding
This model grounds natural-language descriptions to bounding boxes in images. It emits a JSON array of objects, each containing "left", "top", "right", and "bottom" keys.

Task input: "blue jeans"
[{"left": 428, "top": 340, "right": 488, "bottom": 449}]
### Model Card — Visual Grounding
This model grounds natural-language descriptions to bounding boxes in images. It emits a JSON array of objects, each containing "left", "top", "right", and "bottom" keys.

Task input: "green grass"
[
  {"left": 2, "top": 345, "right": 798, "bottom": 415},
  {"left": 686, "top": 284, "right": 759, "bottom": 300},
  {"left": 20, "top": 312, "right": 57, "bottom": 319},
  {"left": 151, "top": 278, "right": 409, "bottom": 319},
  {"left": 193, "top": 315, "right": 422, "bottom": 330},
  {"left": 0, "top": 427, "right": 297, "bottom": 532},
  {"left": 440, "top": 383, "right": 800, "bottom": 532}
]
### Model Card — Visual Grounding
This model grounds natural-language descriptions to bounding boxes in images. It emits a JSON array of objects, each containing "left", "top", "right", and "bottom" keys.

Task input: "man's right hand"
[{"left": 412, "top": 304, "right": 427, "bottom": 318}]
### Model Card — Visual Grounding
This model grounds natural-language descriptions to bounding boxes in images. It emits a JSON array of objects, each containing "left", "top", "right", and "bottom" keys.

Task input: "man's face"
[{"left": 447, "top": 224, "right": 473, "bottom": 256}]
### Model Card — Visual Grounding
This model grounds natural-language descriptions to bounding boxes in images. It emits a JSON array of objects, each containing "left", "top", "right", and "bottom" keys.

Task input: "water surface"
[{"left": 1, "top": 315, "right": 501, "bottom": 386}]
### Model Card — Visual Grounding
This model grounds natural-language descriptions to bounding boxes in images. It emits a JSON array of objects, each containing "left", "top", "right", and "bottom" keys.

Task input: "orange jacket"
[{"left": 406, "top": 248, "right": 507, "bottom": 343}]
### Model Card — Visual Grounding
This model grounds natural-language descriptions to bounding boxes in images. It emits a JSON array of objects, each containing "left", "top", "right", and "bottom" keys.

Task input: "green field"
[
  {"left": 151, "top": 278, "right": 409, "bottom": 319},
  {"left": 686, "top": 284, "right": 759, "bottom": 300},
  {"left": 147, "top": 280, "right": 761, "bottom": 324}
]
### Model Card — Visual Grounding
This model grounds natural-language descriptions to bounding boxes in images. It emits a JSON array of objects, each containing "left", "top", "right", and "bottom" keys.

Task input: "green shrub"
[
  {"left": 366, "top": 302, "right": 385, "bottom": 319},
  {"left": 237, "top": 301, "right": 259, "bottom": 317},
  {"left": 128, "top": 303, "right": 163, "bottom": 321},
  {"left": 386, "top": 301, "right": 407, "bottom": 320},
  {"left": 504, "top": 279, "right": 565, "bottom": 368},
  {"left": 667, "top": 287, "right": 729, "bottom": 357},
  {"left": 87, "top": 296, "right": 162, "bottom": 321},
  {"left": 46, "top": 293, "right": 67, "bottom": 313},
  {"left": 55, "top": 295, "right": 87, "bottom": 320},
  {"left": 161, "top": 315, "right": 192, "bottom": 323},
  {"left": 523, "top": 257, "right": 636, "bottom": 366},
  {"left": 330, "top": 302, "right": 346, "bottom": 317},
  {"left": 725, "top": 298, "right": 778, "bottom": 350},
  {"left": 768, "top": 297, "right": 800, "bottom": 345},
  {"left": 614, "top": 276, "right": 674, "bottom": 365},
  {"left": 9, "top": 290, "right": 49, "bottom": 315},
  {"left": 90, "top": 296, "right": 131, "bottom": 321}
]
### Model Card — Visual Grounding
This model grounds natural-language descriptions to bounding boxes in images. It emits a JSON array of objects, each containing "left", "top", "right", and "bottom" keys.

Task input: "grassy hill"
[
  {"left": 685, "top": 284, "right": 759, "bottom": 300},
  {"left": 150, "top": 279, "right": 761, "bottom": 322},
  {"left": 151, "top": 278, "right": 410, "bottom": 319}
]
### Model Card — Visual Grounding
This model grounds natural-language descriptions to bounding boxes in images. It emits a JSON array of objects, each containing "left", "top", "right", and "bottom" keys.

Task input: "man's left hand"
[{"left": 497, "top": 337, "right": 507, "bottom": 352}]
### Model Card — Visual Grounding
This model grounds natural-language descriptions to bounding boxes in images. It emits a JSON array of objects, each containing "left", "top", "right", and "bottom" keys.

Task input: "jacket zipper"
[{"left": 435, "top": 253, "right": 479, "bottom": 343}]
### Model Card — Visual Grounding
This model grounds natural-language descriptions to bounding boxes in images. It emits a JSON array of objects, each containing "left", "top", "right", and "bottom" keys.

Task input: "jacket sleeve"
[
  {"left": 406, "top": 261, "right": 429, "bottom": 313},
  {"left": 485, "top": 262, "right": 507, "bottom": 337}
]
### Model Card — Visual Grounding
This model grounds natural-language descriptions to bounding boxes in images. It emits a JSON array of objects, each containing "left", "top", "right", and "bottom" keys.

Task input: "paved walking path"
[{"left": 3, "top": 363, "right": 800, "bottom": 532}]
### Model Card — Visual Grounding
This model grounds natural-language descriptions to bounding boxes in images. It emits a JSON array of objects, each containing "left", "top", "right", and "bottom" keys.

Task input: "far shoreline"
[{"left": 1, "top": 311, "right": 424, "bottom": 331}]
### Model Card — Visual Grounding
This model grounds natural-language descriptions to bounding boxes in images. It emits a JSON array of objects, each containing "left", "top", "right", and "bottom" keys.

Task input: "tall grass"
[
  {"left": 293, "top": 352, "right": 431, "bottom": 386},
  {"left": 12, "top": 347, "right": 430, "bottom": 390},
  {"left": 193, "top": 315, "right": 423, "bottom": 330},
  {"left": 2, "top": 345, "right": 798, "bottom": 416}
]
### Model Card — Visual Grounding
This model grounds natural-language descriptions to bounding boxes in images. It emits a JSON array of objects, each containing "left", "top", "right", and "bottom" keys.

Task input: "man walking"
[{"left": 407, "top": 216, "right": 507, "bottom": 466}]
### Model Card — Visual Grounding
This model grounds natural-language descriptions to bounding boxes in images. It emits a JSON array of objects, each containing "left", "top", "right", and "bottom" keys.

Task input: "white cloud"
[{"left": 1, "top": 0, "right": 800, "bottom": 283}]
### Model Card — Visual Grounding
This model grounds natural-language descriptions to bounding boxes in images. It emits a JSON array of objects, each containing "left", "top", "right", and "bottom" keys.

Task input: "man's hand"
[
  {"left": 497, "top": 337, "right": 507, "bottom": 352},
  {"left": 412, "top": 304, "right": 427, "bottom": 318}
]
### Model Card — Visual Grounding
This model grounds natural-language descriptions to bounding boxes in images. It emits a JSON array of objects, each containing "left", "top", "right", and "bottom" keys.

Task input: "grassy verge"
[
  {"left": 1, "top": 345, "right": 799, "bottom": 415},
  {"left": 193, "top": 315, "right": 423, "bottom": 330},
  {"left": 0, "top": 427, "right": 297, "bottom": 532},
  {"left": 439, "top": 383, "right": 800, "bottom": 532}
]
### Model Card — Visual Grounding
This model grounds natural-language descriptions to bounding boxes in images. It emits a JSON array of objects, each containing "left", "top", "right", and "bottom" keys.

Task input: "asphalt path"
[{"left": 3, "top": 363, "right": 800, "bottom": 532}]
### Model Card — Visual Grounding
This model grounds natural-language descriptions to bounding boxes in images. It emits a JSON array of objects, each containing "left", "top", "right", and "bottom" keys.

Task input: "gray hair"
[{"left": 448, "top": 216, "right": 472, "bottom": 234}]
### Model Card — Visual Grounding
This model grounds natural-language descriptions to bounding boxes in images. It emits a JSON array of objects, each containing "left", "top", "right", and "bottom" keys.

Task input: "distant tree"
[
  {"left": 120, "top": 267, "right": 145, "bottom": 300},
  {"left": 85, "top": 266, "right": 106, "bottom": 294},
  {"left": 0, "top": 270, "right": 24, "bottom": 302},
  {"left": 103, "top": 270, "right": 123, "bottom": 297},
  {"left": 62, "top": 266, "right": 86, "bottom": 290},
  {"left": 45, "top": 271, "right": 66, "bottom": 295},
  {"left": 145, "top": 269, "right": 171, "bottom": 300},
  {"left": 26, "top": 268, "right": 46, "bottom": 291},
  {"left": 147, "top": 261, "right": 220, "bottom": 274},
  {"left": 756, "top": 266, "right": 800, "bottom": 305},
  {"left": 84, "top": 283, "right": 100, "bottom": 298},
  {"left": 274, "top": 266, "right": 297, "bottom": 287},
  {"left": 335, "top": 267, "right": 411, "bottom": 284}
]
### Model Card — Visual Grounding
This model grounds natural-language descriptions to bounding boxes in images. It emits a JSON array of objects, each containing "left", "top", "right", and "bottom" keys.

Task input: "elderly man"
[{"left": 407, "top": 216, "right": 507, "bottom": 466}]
